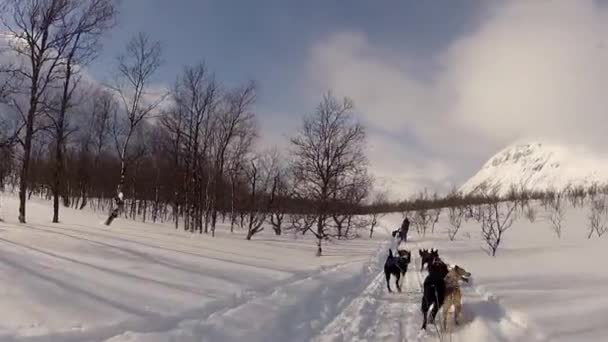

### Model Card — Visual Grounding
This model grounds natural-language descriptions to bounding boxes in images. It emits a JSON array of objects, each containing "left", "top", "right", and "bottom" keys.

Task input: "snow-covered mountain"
[{"left": 459, "top": 141, "right": 608, "bottom": 196}]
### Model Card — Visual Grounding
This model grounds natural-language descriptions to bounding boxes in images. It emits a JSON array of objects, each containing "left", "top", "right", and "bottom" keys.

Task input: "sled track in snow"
[
  {"left": 4, "top": 236, "right": 549, "bottom": 342},
  {"left": 96, "top": 241, "right": 389, "bottom": 342},
  {"left": 310, "top": 239, "right": 431, "bottom": 342},
  {"left": 0, "top": 256, "right": 369, "bottom": 342},
  {"left": 311, "top": 260, "right": 428, "bottom": 342},
  {"left": 312, "top": 239, "right": 549, "bottom": 342}
]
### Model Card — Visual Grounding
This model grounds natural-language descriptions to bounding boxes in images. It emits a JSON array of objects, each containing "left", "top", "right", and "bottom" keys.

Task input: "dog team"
[{"left": 386, "top": 218, "right": 472, "bottom": 331}]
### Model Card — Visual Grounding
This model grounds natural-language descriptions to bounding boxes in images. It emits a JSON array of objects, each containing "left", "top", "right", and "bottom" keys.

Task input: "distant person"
[
  {"left": 392, "top": 217, "right": 410, "bottom": 243},
  {"left": 400, "top": 217, "right": 410, "bottom": 242}
]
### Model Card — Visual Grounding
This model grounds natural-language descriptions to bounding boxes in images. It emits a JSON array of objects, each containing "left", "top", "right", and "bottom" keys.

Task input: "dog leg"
[
  {"left": 395, "top": 273, "right": 402, "bottom": 293},
  {"left": 385, "top": 271, "right": 392, "bottom": 293},
  {"left": 421, "top": 298, "right": 429, "bottom": 330},
  {"left": 455, "top": 303, "right": 462, "bottom": 325},
  {"left": 430, "top": 302, "right": 440, "bottom": 325},
  {"left": 443, "top": 302, "right": 450, "bottom": 330}
]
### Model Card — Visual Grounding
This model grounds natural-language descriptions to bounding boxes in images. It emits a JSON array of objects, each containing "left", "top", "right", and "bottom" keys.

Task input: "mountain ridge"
[{"left": 459, "top": 141, "right": 608, "bottom": 196}]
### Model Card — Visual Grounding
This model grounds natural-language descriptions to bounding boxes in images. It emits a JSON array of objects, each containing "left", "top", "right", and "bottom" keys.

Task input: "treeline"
[
  {"left": 0, "top": 0, "right": 377, "bottom": 255},
  {"left": 363, "top": 181, "right": 608, "bottom": 214},
  {"left": 390, "top": 181, "right": 608, "bottom": 256}
]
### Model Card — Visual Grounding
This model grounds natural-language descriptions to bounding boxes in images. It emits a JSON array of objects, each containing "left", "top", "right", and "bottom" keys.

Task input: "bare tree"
[
  {"left": 44, "top": 0, "right": 116, "bottom": 223},
  {"left": 0, "top": 72, "right": 22, "bottom": 149},
  {"left": 368, "top": 191, "right": 387, "bottom": 239},
  {"left": 444, "top": 187, "right": 464, "bottom": 240},
  {"left": 243, "top": 152, "right": 274, "bottom": 240},
  {"left": 329, "top": 171, "right": 370, "bottom": 239},
  {"left": 587, "top": 183, "right": 601, "bottom": 202},
  {"left": 267, "top": 156, "right": 290, "bottom": 236},
  {"left": 414, "top": 209, "right": 431, "bottom": 236},
  {"left": 546, "top": 191, "right": 565, "bottom": 238},
  {"left": 342, "top": 173, "right": 371, "bottom": 239},
  {"left": 522, "top": 203, "right": 537, "bottom": 223},
  {"left": 286, "top": 213, "right": 316, "bottom": 237},
  {"left": 446, "top": 206, "right": 464, "bottom": 241},
  {"left": 76, "top": 90, "right": 114, "bottom": 209},
  {"left": 208, "top": 82, "right": 256, "bottom": 236},
  {"left": 409, "top": 191, "right": 432, "bottom": 236},
  {"left": 290, "top": 92, "right": 367, "bottom": 256},
  {"left": 105, "top": 33, "right": 165, "bottom": 226},
  {"left": 226, "top": 118, "right": 255, "bottom": 233},
  {"left": 588, "top": 196, "right": 608, "bottom": 238},
  {"left": 430, "top": 208, "right": 441, "bottom": 234},
  {"left": 567, "top": 185, "right": 586, "bottom": 208},
  {"left": 478, "top": 200, "right": 517, "bottom": 257},
  {"left": 1, "top": 0, "right": 103, "bottom": 223},
  {"left": 168, "top": 63, "right": 218, "bottom": 233}
]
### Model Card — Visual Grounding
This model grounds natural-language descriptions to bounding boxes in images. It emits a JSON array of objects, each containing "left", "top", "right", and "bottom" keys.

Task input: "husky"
[
  {"left": 442, "top": 265, "right": 471, "bottom": 329},
  {"left": 383, "top": 249, "right": 411, "bottom": 293}
]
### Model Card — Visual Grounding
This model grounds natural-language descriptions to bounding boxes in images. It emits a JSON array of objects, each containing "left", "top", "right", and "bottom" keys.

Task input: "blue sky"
[
  {"left": 88, "top": 1, "right": 608, "bottom": 199},
  {"left": 92, "top": 0, "right": 483, "bottom": 110},
  {"left": 93, "top": 1, "right": 481, "bottom": 80}
]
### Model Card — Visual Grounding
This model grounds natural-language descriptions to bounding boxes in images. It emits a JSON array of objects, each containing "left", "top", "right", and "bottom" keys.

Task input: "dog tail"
[{"left": 388, "top": 249, "right": 393, "bottom": 258}]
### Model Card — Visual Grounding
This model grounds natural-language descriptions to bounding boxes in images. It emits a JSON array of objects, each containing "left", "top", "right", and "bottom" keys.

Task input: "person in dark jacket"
[
  {"left": 392, "top": 217, "right": 410, "bottom": 242},
  {"left": 399, "top": 217, "right": 410, "bottom": 242}
]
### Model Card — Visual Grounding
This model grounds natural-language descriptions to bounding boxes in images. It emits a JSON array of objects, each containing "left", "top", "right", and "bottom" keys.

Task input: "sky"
[{"left": 87, "top": 0, "right": 608, "bottom": 200}]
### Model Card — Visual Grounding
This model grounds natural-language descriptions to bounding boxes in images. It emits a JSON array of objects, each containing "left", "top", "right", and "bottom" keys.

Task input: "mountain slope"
[{"left": 459, "top": 141, "right": 608, "bottom": 196}]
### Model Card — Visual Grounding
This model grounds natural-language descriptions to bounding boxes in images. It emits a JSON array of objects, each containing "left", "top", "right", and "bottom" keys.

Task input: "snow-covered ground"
[
  {"left": 0, "top": 195, "right": 387, "bottom": 342},
  {"left": 419, "top": 203, "right": 608, "bottom": 342},
  {"left": 0, "top": 194, "right": 606, "bottom": 341}
]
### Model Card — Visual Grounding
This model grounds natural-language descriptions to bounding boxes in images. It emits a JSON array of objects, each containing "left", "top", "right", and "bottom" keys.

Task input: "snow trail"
[
  {"left": 98, "top": 240, "right": 391, "bottom": 342},
  {"left": 0, "top": 195, "right": 565, "bottom": 341},
  {"left": 312, "top": 238, "right": 547, "bottom": 342},
  {"left": 312, "top": 240, "right": 426, "bottom": 342}
]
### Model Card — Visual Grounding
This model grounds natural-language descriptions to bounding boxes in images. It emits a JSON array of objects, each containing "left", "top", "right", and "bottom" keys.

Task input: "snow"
[
  {"left": 460, "top": 141, "right": 608, "bottom": 196},
  {"left": 1, "top": 193, "right": 607, "bottom": 341},
  {"left": 0, "top": 194, "right": 385, "bottom": 341},
  {"left": 417, "top": 203, "right": 608, "bottom": 342}
]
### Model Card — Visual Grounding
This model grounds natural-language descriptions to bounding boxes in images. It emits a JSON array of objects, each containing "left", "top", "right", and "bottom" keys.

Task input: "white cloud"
[
  {"left": 442, "top": 0, "right": 608, "bottom": 150},
  {"left": 304, "top": 0, "right": 608, "bottom": 198},
  {"left": 366, "top": 134, "right": 453, "bottom": 201}
]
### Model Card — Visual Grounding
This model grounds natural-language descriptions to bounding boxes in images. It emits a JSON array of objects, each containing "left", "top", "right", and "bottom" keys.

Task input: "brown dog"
[{"left": 442, "top": 265, "right": 471, "bottom": 329}]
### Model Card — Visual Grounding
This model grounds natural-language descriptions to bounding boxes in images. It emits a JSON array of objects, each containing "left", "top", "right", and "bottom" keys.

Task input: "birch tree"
[
  {"left": 105, "top": 33, "right": 165, "bottom": 226},
  {"left": 290, "top": 92, "right": 367, "bottom": 256}
]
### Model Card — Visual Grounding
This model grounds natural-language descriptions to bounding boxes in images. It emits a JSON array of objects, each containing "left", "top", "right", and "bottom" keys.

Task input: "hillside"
[{"left": 459, "top": 141, "right": 608, "bottom": 196}]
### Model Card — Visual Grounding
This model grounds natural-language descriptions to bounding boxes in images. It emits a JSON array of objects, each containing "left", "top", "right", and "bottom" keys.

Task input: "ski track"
[{"left": 1, "top": 230, "right": 547, "bottom": 342}]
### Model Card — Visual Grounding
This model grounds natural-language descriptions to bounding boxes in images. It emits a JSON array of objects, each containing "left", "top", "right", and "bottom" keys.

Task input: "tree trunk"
[
  {"left": 316, "top": 214, "right": 324, "bottom": 257},
  {"left": 52, "top": 138, "right": 64, "bottom": 223},
  {"left": 105, "top": 160, "right": 126, "bottom": 226},
  {"left": 18, "top": 103, "right": 37, "bottom": 224},
  {"left": 316, "top": 233, "right": 322, "bottom": 257},
  {"left": 80, "top": 197, "right": 88, "bottom": 210},
  {"left": 369, "top": 215, "right": 377, "bottom": 239},
  {"left": 230, "top": 176, "right": 236, "bottom": 233}
]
